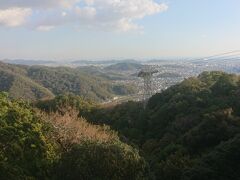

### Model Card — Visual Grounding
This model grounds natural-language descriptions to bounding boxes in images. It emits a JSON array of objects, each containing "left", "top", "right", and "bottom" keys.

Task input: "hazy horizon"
[{"left": 0, "top": 0, "right": 240, "bottom": 60}]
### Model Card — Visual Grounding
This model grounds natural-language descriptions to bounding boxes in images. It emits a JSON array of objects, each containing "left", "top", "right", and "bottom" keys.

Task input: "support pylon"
[{"left": 138, "top": 66, "right": 158, "bottom": 108}]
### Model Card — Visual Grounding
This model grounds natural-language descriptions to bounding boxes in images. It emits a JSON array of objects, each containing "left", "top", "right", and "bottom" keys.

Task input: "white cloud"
[
  {"left": 0, "top": 0, "right": 168, "bottom": 32},
  {"left": 36, "top": 25, "right": 55, "bottom": 31},
  {"left": 62, "top": 12, "right": 67, "bottom": 17},
  {"left": 0, "top": 8, "right": 32, "bottom": 27},
  {"left": 0, "top": 0, "right": 80, "bottom": 9},
  {"left": 75, "top": 6, "right": 96, "bottom": 18},
  {"left": 117, "top": 18, "right": 141, "bottom": 32},
  {"left": 79, "top": 0, "right": 168, "bottom": 31}
]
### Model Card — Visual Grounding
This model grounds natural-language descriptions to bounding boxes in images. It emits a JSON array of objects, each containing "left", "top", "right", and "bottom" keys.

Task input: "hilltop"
[
  {"left": 104, "top": 62, "right": 144, "bottom": 72},
  {"left": 0, "top": 61, "right": 136, "bottom": 101},
  {"left": 1, "top": 71, "right": 240, "bottom": 180},
  {"left": 0, "top": 62, "right": 54, "bottom": 101},
  {"left": 2, "top": 59, "right": 56, "bottom": 66},
  {"left": 84, "top": 71, "right": 240, "bottom": 179},
  {"left": 0, "top": 93, "right": 148, "bottom": 179}
]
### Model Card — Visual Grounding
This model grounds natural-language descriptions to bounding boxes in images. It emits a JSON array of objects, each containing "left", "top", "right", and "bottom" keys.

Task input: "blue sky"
[{"left": 0, "top": 0, "right": 239, "bottom": 60}]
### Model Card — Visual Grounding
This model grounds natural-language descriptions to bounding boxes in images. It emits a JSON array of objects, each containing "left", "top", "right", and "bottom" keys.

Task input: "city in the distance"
[{"left": 0, "top": 1, "right": 240, "bottom": 180}]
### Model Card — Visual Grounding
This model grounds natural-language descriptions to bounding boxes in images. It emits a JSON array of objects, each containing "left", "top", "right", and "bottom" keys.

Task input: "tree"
[
  {"left": 0, "top": 93, "right": 56, "bottom": 179},
  {"left": 55, "top": 142, "right": 150, "bottom": 180}
]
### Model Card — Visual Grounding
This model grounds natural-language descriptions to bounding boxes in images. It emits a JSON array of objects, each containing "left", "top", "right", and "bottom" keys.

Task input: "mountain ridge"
[{"left": 0, "top": 61, "right": 136, "bottom": 101}]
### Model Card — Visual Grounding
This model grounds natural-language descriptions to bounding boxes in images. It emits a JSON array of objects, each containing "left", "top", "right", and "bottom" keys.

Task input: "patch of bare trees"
[{"left": 38, "top": 108, "right": 118, "bottom": 152}]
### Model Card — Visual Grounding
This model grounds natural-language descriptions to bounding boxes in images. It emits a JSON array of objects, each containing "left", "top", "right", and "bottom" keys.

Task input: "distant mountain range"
[
  {"left": 104, "top": 62, "right": 144, "bottom": 72},
  {"left": 3, "top": 59, "right": 142, "bottom": 67},
  {"left": 72, "top": 59, "right": 139, "bottom": 65},
  {"left": 4, "top": 58, "right": 240, "bottom": 67},
  {"left": 3, "top": 59, "right": 56, "bottom": 66}
]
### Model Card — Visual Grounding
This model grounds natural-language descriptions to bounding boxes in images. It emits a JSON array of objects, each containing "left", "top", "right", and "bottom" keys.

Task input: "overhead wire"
[{"left": 186, "top": 50, "right": 240, "bottom": 62}]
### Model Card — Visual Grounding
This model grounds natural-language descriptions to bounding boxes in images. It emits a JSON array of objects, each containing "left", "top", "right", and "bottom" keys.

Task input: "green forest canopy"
[
  {"left": 1, "top": 71, "right": 240, "bottom": 179},
  {"left": 0, "top": 61, "right": 136, "bottom": 102}
]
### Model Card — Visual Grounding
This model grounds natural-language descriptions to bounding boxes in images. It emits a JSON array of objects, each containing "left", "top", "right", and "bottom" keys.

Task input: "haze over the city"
[{"left": 0, "top": 0, "right": 239, "bottom": 60}]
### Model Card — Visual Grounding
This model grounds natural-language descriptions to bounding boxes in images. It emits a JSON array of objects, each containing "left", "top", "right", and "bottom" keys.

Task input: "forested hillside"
[
  {"left": 71, "top": 71, "right": 240, "bottom": 180},
  {"left": 0, "top": 92, "right": 148, "bottom": 179},
  {"left": 32, "top": 71, "right": 240, "bottom": 179},
  {"left": 0, "top": 62, "right": 54, "bottom": 101},
  {"left": 104, "top": 62, "right": 143, "bottom": 72},
  {"left": 1, "top": 71, "right": 240, "bottom": 180},
  {"left": 0, "top": 62, "right": 136, "bottom": 101}
]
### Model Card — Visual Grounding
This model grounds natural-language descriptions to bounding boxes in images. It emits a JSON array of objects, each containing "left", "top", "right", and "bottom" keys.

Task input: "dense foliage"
[
  {"left": 1, "top": 71, "right": 240, "bottom": 180},
  {"left": 36, "top": 93, "right": 97, "bottom": 116},
  {"left": 56, "top": 142, "right": 149, "bottom": 180},
  {"left": 84, "top": 71, "right": 240, "bottom": 180},
  {"left": 0, "top": 62, "right": 54, "bottom": 101},
  {"left": 0, "top": 93, "right": 149, "bottom": 180},
  {"left": 0, "top": 93, "right": 55, "bottom": 179},
  {"left": 0, "top": 61, "right": 136, "bottom": 102}
]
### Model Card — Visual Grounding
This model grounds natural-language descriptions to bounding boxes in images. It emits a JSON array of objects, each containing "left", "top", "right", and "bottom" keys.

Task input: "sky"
[{"left": 0, "top": 0, "right": 239, "bottom": 60}]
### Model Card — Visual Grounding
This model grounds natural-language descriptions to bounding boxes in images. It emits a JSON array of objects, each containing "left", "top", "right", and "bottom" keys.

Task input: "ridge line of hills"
[
  {"left": 0, "top": 61, "right": 136, "bottom": 102},
  {"left": 1, "top": 68, "right": 240, "bottom": 179}
]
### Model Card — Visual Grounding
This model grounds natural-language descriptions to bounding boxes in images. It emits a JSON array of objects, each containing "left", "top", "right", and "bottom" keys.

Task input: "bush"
[
  {"left": 0, "top": 93, "right": 56, "bottom": 179},
  {"left": 55, "top": 141, "right": 150, "bottom": 180}
]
